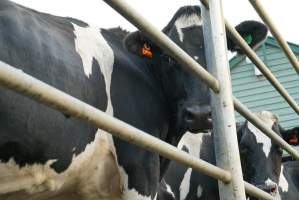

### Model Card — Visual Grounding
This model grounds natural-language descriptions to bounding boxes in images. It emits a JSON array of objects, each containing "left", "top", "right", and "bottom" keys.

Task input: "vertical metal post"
[{"left": 201, "top": 0, "right": 246, "bottom": 199}]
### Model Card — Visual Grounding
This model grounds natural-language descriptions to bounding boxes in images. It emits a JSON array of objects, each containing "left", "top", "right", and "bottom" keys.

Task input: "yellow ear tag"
[{"left": 142, "top": 43, "right": 153, "bottom": 58}]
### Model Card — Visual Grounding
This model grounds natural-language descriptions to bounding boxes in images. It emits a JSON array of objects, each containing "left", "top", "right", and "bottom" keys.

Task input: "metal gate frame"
[
  {"left": 0, "top": 0, "right": 298, "bottom": 199},
  {"left": 201, "top": 1, "right": 246, "bottom": 198}
]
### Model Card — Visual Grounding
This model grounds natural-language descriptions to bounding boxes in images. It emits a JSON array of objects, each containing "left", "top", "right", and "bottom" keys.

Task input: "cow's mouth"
[
  {"left": 248, "top": 182, "right": 280, "bottom": 200},
  {"left": 186, "top": 116, "right": 212, "bottom": 133}
]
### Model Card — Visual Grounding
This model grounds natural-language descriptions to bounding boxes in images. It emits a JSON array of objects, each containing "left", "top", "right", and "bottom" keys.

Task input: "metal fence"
[{"left": 0, "top": 0, "right": 298, "bottom": 199}]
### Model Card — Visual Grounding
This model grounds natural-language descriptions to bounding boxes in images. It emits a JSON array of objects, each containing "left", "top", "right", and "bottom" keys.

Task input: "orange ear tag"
[{"left": 142, "top": 43, "right": 153, "bottom": 58}]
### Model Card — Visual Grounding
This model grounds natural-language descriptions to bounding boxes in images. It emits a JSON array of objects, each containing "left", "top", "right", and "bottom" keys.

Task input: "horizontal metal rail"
[
  {"left": 0, "top": 60, "right": 231, "bottom": 184},
  {"left": 103, "top": 0, "right": 296, "bottom": 199},
  {"left": 226, "top": 22, "right": 299, "bottom": 114},
  {"left": 0, "top": 60, "right": 273, "bottom": 200},
  {"left": 200, "top": 0, "right": 299, "bottom": 115},
  {"left": 244, "top": 182, "right": 274, "bottom": 200},
  {"left": 248, "top": 0, "right": 299, "bottom": 75},
  {"left": 0, "top": 1, "right": 290, "bottom": 199},
  {"left": 0, "top": 2, "right": 278, "bottom": 198},
  {"left": 234, "top": 97, "right": 299, "bottom": 160},
  {"left": 102, "top": 0, "right": 221, "bottom": 93},
  {"left": 201, "top": 0, "right": 299, "bottom": 157}
]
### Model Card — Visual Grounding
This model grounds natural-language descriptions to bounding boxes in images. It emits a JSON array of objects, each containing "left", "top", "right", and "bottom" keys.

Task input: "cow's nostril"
[
  {"left": 185, "top": 109, "right": 195, "bottom": 122},
  {"left": 182, "top": 105, "right": 212, "bottom": 132},
  {"left": 257, "top": 183, "right": 278, "bottom": 195},
  {"left": 208, "top": 112, "right": 212, "bottom": 120},
  {"left": 269, "top": 186, "right": 278, "bottom": 194}
]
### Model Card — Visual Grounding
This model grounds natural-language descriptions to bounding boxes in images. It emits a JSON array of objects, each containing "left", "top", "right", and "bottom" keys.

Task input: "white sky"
[{"left": 11, "top": 0, "right": 299, "bottom": 44}]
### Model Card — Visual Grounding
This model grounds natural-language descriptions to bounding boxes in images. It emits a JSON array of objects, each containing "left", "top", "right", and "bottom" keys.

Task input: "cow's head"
[
  {"left": 124, "top": 6, "right": 268, "bottom": 139},
  {"left": 238, "top": 111, "right": 298, "bottom": 199}
]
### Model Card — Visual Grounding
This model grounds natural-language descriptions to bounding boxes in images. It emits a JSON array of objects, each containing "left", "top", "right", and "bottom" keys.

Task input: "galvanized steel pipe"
[
  {"left": 248, "top": 0, "right": 299, "bottom": 75},
  {"left": 201, "top": 1, "right": 246, "bottom": 199},
  {"left": 0, "top": 61, "right": 231, "bottom": 184},
  {"left": 226, "top": 22, "right": 299, "bottom": 115},
  {"left": 244, "top": 182, "right": 274, "bottom": 200},
  {"left": 201, "top": 0, "right": 299, "bottom": 159},
  {"left": 0, "top": 1, "right": 293, "bottom": 199},
  {"left": 102, "top": 0, "right": 220, "bottom": 93},
  {"left": 0, "top": 62, "right": 275, "bottom": 200},
  {"left": 201, "top": 0, "right": 299, "bottom": 115}
]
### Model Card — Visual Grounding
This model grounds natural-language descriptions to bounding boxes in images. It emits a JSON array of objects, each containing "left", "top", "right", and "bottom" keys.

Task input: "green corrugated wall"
[{"left": 230, "top": 38, "right": 299, "bottom": 129}]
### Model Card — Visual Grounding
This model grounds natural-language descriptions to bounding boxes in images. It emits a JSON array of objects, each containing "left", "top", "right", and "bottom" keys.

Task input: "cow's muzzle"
[
  {"left": 183, "top": 104, "right": 212, "bottom": 133},
  {"left": 249, "top": 182, "right": 280, "bottom": 200}
]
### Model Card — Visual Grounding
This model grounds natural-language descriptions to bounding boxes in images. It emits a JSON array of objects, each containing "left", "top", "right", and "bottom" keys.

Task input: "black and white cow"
[
  {"left": 159, "top": 111, "right": 299, "bottom": 200},
  {"left": 0, "top": 1, "right": 268, "bottom": 199},
  {"left": 279, "top": 161, "right": 299, "bottom": 199}
]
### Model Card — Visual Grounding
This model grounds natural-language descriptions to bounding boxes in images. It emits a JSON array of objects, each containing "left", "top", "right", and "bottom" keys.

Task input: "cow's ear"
[
  {"left": 227, "top": 20, "right": 268, "bottom": 52},
  {"left": 281, "top": 127, "right": 299, "bottom": 146},
  {"left": 123, "top": 31, "right": 161, "bottom": 58}
]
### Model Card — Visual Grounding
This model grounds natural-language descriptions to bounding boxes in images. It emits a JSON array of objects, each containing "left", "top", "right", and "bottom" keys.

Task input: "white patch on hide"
[
  {"left": 178, "top": 132, "right": 209, "bottom": 157},
  {"left": 228, "top": 51, "right": 236, "bottom": 60},
  {"left": 279, "top": 166, "right": 289, "bottom": 193},
  {"left": 73, "top": 23, "right": 114, "bottom": 78},
  {"left": 197, "top": 185, "right": 203, "bottom": 198},
  {"left": 247, "top": 111, "right": 278, "bottom": 157},
  {"left": 179, "top": 168, "right": 192, "bottom": 200},
  {"left": 73, "top": 23, "right": 116, "bottom": 148},
  {"left": 175, "top": 14, "right": 202, "bottom": 42},
  {"left": 0, "top": 159, "right": 58, "bottom": 195},
  {"left": 265, "top": 178, "right": 277, "bottom": 190},
  {"left": 73, "top": 23, "right": 114, "bottom": 114},
  {"left": 72, "top": 23, "right": 120, "bottom": 199},
  {"left": 265, "top": 178, "right": 281, "bottom": 200},
  {"left": 119, "top": 167, "right": 156, "bottom": 200},
  {"left": 178, "top": 132, "right": 210, "bottom": 200},
  {"left": 0, "top": 136, "right": 122, "bottom": 200},
  {"left": 245, "top": 57, "right": 252, "bottom": 63},
  {"left": 0, "top": 23, "right": 121, "bottom": 200},
  {"left": 165, "top": 183, "right": 175, "bottom": 198}
]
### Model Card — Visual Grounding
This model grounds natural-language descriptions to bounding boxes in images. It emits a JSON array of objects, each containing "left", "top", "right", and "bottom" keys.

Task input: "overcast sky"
[{"left": 11, "top": 0, "right": 299, "bottom": 44}]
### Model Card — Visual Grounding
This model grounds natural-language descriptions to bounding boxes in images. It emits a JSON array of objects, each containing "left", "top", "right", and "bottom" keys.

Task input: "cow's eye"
[
  {"left": 240, "top": 145, "right": 249, "bottom": 154},
  {"left": 168, "top": 57, "right": 176, "bottom": 66},
  {"left": 239, "top": 142, "right": 253, "bottom": 154},
  {"left": 277, "top": 147, "right": 283, "bottom": 155},
  {"left": 161, "top": 54, "right": 176, "bottom": 66},
  {"left": 161, "top": 54, "right": 169, "bottom": 60}
]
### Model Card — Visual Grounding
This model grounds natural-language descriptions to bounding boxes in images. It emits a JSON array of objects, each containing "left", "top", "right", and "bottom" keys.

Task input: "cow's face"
[
  {"left": 238, "top": 111, "right": 282, "bottom": 199},
  {"left": 124, "top": 6, "right": 268, "bottom": 137},
  {"left": 158, "top": 7, "right": 211, "bottom": 135}
]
